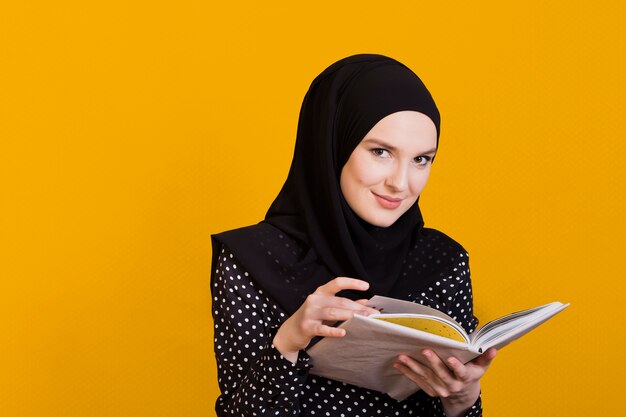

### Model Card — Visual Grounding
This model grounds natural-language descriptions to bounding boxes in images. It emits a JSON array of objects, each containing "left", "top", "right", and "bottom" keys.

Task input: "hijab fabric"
[{"left": 212, "top": 53, "right": 440, "bottom": 314}]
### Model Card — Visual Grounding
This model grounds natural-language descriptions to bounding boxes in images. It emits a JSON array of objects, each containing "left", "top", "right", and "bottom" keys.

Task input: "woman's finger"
[
  {"left": 314, "top": 277, "right": 370, "bottom": 295},
  {"left": 420, "top": 349, "right": 455, "bottom": 384},
  {"left": 393, "top": 362, "right": 437, "bottom": 397},
  {"left": 445, "top": 356, "right": 469, "bottom": 381},
  {"left": 320, "top": 306, "right": 372, "bottom": 322},
  {"left": 312, "top": 323, "right": 346, "bottom": 338},
  {"left": 304, "top": 293, "right": 378, "bottom": 317},
  {"left": 470, "top": 348, "right": 497, "bottom": 369},
  {"left": 398, "top": 354, "right": 454, "bottom": 397},
  {"left": 447, "top": 348, "right": 496, "bottom": 382}
]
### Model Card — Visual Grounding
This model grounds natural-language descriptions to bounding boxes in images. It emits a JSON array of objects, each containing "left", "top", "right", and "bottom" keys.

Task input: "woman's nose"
[{"left": 384, "top": 163, "right": 409, "bottom": 191}]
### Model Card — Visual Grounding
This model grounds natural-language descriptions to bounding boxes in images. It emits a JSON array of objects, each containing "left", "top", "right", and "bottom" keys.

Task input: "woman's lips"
[{"left": 372, "top": 192, "right": 403, "bottom": 209}]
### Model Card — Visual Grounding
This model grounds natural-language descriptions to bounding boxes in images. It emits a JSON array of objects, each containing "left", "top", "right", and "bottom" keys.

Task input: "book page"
[
  {"left": 374, "top": 314, "right": 468, "bottom": 343},
  {"left": 470, "top": 302, "right": 569, "bottom": 349},
  {"left": 366, "top": 295, "right": 458, "bottom": 322}
]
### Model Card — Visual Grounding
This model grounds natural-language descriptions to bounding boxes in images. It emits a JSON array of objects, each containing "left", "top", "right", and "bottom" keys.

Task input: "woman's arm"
[
  {"left": 211, "top": 243, "right": 379, "bottom": 416},
  {"left": 212, "top": 244, "right": 312, "bottom": 416}
]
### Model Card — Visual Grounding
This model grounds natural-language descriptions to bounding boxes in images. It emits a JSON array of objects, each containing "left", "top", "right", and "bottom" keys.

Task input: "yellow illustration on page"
[{"left": 375, "top": 317, "right": 466, "bottom": 343}]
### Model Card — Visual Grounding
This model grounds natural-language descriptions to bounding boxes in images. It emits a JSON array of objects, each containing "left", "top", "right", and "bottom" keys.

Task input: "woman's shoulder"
[
  {"left": 416, "top": 227, "right": 469, "bottom": 257},
  {"left": 210, "top": 221, "right": 307, "bottom": 278},
  {"left": 212, "top": 221, "right": 306, "bottom": 251},
  {"left": 212, "top": 222, "right": 274, "bottom": 242},
  {"left": 211, "top": 223, "right": 264, "bottom": 265}
]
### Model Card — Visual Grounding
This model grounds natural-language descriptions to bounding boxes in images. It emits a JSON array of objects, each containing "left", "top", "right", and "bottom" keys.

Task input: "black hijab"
[{"left": 212, "top": 53, "right": 440, "bottom": 314}]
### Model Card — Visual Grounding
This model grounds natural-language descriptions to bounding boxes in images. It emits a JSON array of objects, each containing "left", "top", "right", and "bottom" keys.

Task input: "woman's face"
[{"left": 340, "top": 110, "right": 437, "bottom": 228}]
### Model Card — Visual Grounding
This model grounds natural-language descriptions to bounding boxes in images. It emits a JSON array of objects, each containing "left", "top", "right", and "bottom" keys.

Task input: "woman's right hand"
[{"left": 272, "top": 277, "right": 379, "bottom": 363}]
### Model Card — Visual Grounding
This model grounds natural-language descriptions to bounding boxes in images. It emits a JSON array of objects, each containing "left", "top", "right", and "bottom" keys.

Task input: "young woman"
[{"left": 210, "top": 53, "right": 496, "bottom": 417}]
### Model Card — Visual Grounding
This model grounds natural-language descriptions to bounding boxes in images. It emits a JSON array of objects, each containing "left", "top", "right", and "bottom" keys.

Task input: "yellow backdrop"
[{"left": 1, "top": 1, "right": 624, "bottom": 416}]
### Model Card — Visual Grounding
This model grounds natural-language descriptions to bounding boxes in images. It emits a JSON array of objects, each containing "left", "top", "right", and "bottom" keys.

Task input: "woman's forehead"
[{"left": 363, "top": 111, "right": 437, "bottom": 148}]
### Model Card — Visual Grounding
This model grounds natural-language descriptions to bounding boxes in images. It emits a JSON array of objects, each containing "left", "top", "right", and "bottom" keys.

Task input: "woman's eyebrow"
[
  {"left": 363, "top": 138, "right": 437, "bottom": 155},
  {"left": 362, "top": 138, "right": 398, "bottom": 151},
  {"left": 418, "top": 147, "right": 437, "bottom": 155}
]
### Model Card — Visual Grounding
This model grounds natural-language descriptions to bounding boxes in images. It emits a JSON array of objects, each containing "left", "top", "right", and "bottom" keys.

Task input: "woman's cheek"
[
  {"left": 411, "top": 170, "right": 431, "bottom": 195},
  {"left": 357, "top": 164, "right": 386, "bottom": 186}
]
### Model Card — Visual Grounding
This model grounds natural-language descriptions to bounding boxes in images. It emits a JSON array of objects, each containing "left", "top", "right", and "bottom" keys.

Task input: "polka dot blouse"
[{"left": 211, "top": 231, "right": 482, "bottom": 417}]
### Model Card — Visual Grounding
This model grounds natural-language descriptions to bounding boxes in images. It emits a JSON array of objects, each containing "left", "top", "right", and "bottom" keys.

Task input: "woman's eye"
[
  {"left": 371, "top": 148, "right": 391, "bottom": 158},
  {"left": 414, "top": 156, "right": 432, "bottom": 166}
]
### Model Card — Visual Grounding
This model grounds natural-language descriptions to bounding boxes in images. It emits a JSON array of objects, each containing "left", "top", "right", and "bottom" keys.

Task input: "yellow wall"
[{"left": 1, "top": 1, "right": 624, "bottom": 415}]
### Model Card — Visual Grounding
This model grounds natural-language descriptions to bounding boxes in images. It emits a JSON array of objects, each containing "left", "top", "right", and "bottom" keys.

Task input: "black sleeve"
[
  {"left": 211, "top": 243, "right": 312, "bottom": 416},
  {"left": 442, "top": 250, "right": 479, "bottom": 335}
]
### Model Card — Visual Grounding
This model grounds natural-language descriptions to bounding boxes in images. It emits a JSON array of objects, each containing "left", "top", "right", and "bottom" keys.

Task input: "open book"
[{"left": 306, "top": 296, "right": 569, "bottom": 401}]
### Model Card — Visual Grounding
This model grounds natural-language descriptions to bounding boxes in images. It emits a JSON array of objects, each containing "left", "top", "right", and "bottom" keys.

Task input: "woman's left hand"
[{"left": 393, "top": 348, "right": 497, "bottom": 417}]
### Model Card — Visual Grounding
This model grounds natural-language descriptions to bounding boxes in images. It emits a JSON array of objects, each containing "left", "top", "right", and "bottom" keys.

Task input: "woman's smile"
[{"left": 372, "top": 192, "right": 403, "bottom": 209}]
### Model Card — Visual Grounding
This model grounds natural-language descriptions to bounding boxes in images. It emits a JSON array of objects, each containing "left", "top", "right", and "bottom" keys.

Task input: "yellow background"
[{"left": 1, "top": 1, "right": 624, "bottom": 416}]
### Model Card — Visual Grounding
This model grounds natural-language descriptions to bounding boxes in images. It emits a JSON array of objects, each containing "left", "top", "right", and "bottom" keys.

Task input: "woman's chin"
[{"left": 362, "top": 214, "right": 400, "bottom": 228}]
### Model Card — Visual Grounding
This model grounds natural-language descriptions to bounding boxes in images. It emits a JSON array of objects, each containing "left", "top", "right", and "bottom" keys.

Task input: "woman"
[{"left": 210, "top": 53, "right": 496, "bottom": 417}]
